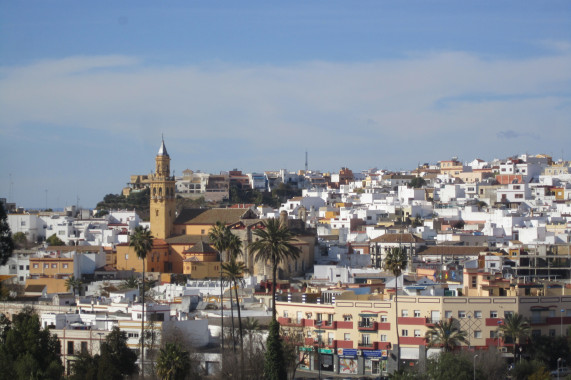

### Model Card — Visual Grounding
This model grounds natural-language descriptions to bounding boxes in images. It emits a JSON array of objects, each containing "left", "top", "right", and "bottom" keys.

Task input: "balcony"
[
  {"left": 358, "top": 322, "right": 378, "bottom": 331},
  {"left": 336, "top": 321, "right": 353, "bottom": 329},
  {"left": 398, "top": 317, "right": 429, "bottom": 326},
  {"left": 376, "top": 342, "right": 391, "bottom": 350},
  {"left": 546, "top": 316, "right": 571, "bottom": 325},
  {"left": 334, "top": 340, "right": 353, "bottom": 349},
  {"left": 400, "top": 336, "right": 426, "bottom": 346},
  {"left": 357, "top": 342, "right": 374, "bottom": 349},
  {"left": 485, "top": 318, "right": 504, "bottom": 327},
  {"left": 277, "top": 317, "right": 302, "bottom": 327},
  {"left": 319, "top": 321, "right": 337, "bottom": 329}
]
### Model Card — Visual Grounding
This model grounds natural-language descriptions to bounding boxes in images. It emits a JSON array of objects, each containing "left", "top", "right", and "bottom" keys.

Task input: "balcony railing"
[{"left": 358, "top": 321, "right": 378, "bottom": 331}]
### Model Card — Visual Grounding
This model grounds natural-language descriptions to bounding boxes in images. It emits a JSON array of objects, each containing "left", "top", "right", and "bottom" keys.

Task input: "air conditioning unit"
[
  {"left": 357, "top": 349, "right": 362, "bottom": 356},
  {"left": 500, "top": 347, "right": 508, "bottom": 353}
]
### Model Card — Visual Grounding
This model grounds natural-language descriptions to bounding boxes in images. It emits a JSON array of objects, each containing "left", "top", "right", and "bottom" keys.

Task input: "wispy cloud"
[{"left": 1, "top": 49, "right": 570, "bottom": 171}]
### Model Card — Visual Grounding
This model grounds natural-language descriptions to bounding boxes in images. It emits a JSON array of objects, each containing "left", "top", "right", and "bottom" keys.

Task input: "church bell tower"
[{"left": 150, "top": 138, "right": 176, "bottom": 239}]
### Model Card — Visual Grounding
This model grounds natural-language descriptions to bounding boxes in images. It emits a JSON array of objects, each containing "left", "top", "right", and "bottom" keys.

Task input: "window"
[
  {"left": 44, "top": 263, "right": 49, "bottom": 269},
  {"left": 51, "top": 263, "right": 57, "bottom": 269},
  {"left": 67, "top": 341, "right": 74, "bottom": 355},
  {"left": 316, "top": 313, "right": 322, "bottom": 322},
  {"left": 328, "top": 333, "right": 334, "bottom": 345},
  {"left": 515, "top": 194, "right": 523, "bottom": 199},
  {"left": 362, "top": 334, "right": 370, "bottom": 345},
  {"left": 401, "top": 310, "right": 409, "bottom": 317},
  {"left": 125, "top": 254, "right": 129, "bottom": 260},
  {"left": 474, "top": 311, "right": 482, "bottom": 319},
  {"left": 81, "top": 341, "right": 88, "bottom": 354},
  {"left": 474, "top": 331, "right": 482, "bottom": 339},
  {"left": 381, "top": 315, "right": 388, "bottom": 323},
  {"left": 26, "top": 265, "right": 29, "bottom": 270},
  {"left": 401, "top": 329, "right": 409, "bottom": 337},
  {"left": 344, "top": 315, "right": 351, "bottom": 321},
  {"left": 33, "top": 263, "right": 38, "bottom": 269},
  {"left": 445, "top": 311, "right": 452, "bottom": 319},
  {"left": 414, "top": 310, "right": 421, "bottom": 318},
  {"left": 414, "top": 329, "right": 421, "bottom": 337},
  {"left": 532, "top": 330, "right": 541, "bottom": 338},
  {"left": 283, "top": 310, "right": 288, "bottom": 318},
  {"left": 504, "top": 311, "right": 514, "bottom": 318},
  {"left": 19, "top": 265, "right": 23, "bottom": 270},
  {"left": 490, "top": 331, "right": 497, "bottom": 338},
  {"left": 490, "top": 311, "right": 498, "bottom": 318},
  {"left": 63, "top": 263, "right": 68, "bottom": 269},
  {"left": 458, "top": 311, "right": 466, "bottom": 319},
  {"left": 549, "top": 329, "right": 556, "bottom": 337},
  {"left": 380, "top": 334, "right": 387, "bottom": 342},
  {"left": 472, "top": 276, "right": 477, "bottom": 287},
  {"left": 201, "top": 229, "right": 205, "bottom": 234},
  {"left": 344, "top": 333, "right": 351, "bottom": 341},
  {"left": 128, "top": 332, "right": 139, "bottom": 338}
]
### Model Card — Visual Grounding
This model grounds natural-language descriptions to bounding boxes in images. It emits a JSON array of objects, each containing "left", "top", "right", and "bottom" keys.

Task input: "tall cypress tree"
[
  {"left": 264, "top": 320, "right": 287, "bottom": 380},
  {"left": 0, "top": 203, "right": 14, "bottom": 265}
]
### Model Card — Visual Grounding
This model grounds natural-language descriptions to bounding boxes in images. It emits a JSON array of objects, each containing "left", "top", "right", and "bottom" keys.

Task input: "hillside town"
[{"left": 1, "top": 139, "right": 571, "bottom": 379}]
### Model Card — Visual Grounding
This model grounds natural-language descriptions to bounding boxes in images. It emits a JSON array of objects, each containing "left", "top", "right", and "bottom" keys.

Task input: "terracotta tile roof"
[
  {"left": 165, "top": 234, "right": 210, "bottom": 245},
  {"left": 416, "top": 246, "right": 488, "bottom": 256},
  {"left": 184, "top": 240, "right": 218, "bottom": 254},
  {"left": 25, "top": 284, "right": 47, "bottom": 292},
  {"left": 370, "top": 233, "right": 425, "bottom": 244},
  {"left": 174, "top": 208, "right": 255, "bottom": 225}
]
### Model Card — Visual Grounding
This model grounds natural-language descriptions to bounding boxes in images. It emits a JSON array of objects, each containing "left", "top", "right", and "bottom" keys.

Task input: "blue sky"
[{"left": 1, "top": 1, "right": 570, "bottom": 209}]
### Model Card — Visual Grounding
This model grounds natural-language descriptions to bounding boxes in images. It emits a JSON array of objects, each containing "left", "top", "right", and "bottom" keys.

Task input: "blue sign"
[
  {"left": 339, "top": 349, "right": 357, "bottom": 357},
  {"left": 362, "top": 350, "right": 387, "bottom": 358}
]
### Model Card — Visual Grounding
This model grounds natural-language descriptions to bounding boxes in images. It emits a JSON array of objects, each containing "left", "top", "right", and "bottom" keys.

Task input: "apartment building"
[{"left": 276, "top": 280, "right": 571, "bottom": 377}]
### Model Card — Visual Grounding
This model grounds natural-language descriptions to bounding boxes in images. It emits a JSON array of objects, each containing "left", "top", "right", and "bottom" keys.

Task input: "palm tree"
[
  {"left": 223, "top": 257, "right": 248, "bottom": 355},
  {"left": 244, "top": 317, "right": 260, "bottom": 358},
  {"left": 384, "top": 247, "right": 407, "bottom": 371},
  {"left": 65, "top": 275, "right": 82, "bottom": 296},
  {"left": 498, "top": 313, "right": 530, "bottom": 360},
  {"left": 156, "top": 342, "right": 191, "bottom": 380},
  {"left": 249, "top": 218, "right": 301, "bottom": 321},
  {"left": 425, "top": 318, "right": 469, "bottom": 352},
  {"left": 209, "top": 221, "right": 232, "bottom": 350},
  {"left": 129, "top": 225, "right": 154, "bottom": 378},
  {"left": 120, "top": 275, "right": 139, "bottom": 290}
]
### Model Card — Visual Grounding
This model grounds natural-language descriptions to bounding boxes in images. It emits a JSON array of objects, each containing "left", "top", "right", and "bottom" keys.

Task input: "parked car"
[{"left": 550, "top": 367, "right": 571, "bottom": 377}]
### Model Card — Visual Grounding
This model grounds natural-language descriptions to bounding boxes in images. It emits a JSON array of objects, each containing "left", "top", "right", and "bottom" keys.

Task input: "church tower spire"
[{"left": 150, "top": 137, "right": 176, "bottom": 240}]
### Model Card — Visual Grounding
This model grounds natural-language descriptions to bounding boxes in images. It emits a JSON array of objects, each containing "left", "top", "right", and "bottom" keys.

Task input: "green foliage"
[
  {"left": 46, "top": 233, "right": 65, "bottom": 246},
  {"left": 409, "top": 177, "right": 427, "bottom": 188},
  {"left": 527, "top": 335, "right": 570, "bottom": 369},
  {"left": 0, "top": 203, "right": 14, "bottom": 265},
  {"left": 264, "top": 320, "right": 287, "bottom": 380},
  {"left": 0, "top": 307, "right": 64, "bottom": 379},
  {"left": 156, "top": 342, "right": 192, "bottom": 380},
  {"left": 384, "top": 247, "right": 408, "bottom": 278},
  {"left": 228, "top": 183, "right": 301, "bottom": 208},
  {"left": 249, "top": 218, "right": 301, "bottom": 320},
  {"left": 425, "top": 318, "right": 468, "bottom": 352},
  {"left": 70, "top": 327, "right": 138, "bottom": 380},
  {"left": 12, "top": 232, "right": 28, "bottom": 249},
  {"left": 511, "top": 359, "right": 549, "bottom": 380},
  {"left": 65, "top": 275, "right": 83, "bottom": 296},
  {"left": 96, "top": 188, "right": 150, "bottom": 220},
  {"left": 426, "top": 352, "right": 472, "bottom": 380}
]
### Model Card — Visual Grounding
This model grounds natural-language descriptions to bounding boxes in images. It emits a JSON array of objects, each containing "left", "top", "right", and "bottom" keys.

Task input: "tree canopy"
[
  {"left": 0, "top": 203, "right": 14, "bottom": 265},
  {"left": 0, "top": 307, "right": 64, "bottom": 379},
  {"left": 46, "top": 233, "right": 65, "bottom": 246}
]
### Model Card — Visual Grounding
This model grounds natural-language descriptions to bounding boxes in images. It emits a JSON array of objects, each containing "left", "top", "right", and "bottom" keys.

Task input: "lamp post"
[
  {"left": 557, "top": 357, "right": 562, "bottom": 380},
  {"left": 96, "top": 332, "right": 105, "bottom": 354},
  {"left": 561, "top": 308, "right": 565, "bottom": 337},
  {"left": 315, "top": 321, "right": 323, "bottom": 380},
  {"left": 473, "top": 354, "right": 478, "bottom": 380}
]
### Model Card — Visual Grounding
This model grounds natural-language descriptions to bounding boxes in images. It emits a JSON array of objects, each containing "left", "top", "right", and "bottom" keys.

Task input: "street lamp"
[
  {"left": 561, "top": 308, "right": 565, "bottom": 337},
  {"left": 557, "top": 357, "right": 562, "bottom": 380},
  {"left": 315, "top": 321, "right": 324, "bottom": 380},
  {"left": 473, "top": 354, "right": 478, "bottom": 380}
]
